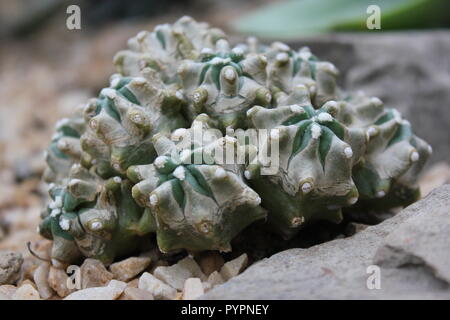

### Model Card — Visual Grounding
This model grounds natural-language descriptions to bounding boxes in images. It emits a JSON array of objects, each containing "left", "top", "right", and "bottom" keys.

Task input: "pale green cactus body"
[
  {"left": 39, "top": 165, "right": 146, "bottom": 265},
  {"left": 334, "top": 93, "right": 432, "bottom": 209},
  {"left": 245, "top": 86, "right": 364, "bottom": 238},
  {"left": 178, "top": 39, "right": 271, "bottom": 130},
  {"left": 43, "top": 106, "right": 86, "bottom": 184},
  {"left": 128, "top": 115, "right": 266, "bottom": 252},
  {"left": 39, "top": 17, "right": 431, "bottom": 265}
]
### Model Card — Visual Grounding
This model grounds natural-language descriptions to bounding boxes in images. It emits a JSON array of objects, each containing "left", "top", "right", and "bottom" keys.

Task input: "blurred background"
[{"left": 0, "top": 0, "right": 449, "bottom": 254}]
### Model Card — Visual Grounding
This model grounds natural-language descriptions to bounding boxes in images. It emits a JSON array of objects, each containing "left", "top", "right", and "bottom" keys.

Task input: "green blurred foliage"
[{"left": 231, "top": 0, "right": 450, "bottom": 40}]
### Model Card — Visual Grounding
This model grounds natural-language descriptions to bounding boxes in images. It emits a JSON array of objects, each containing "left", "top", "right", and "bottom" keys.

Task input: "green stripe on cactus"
[
  {"left": 374, "top": 111, "right": 394, "bottom": 125},
  {"left": 319, "top": 126, "right": 333, "bottom": 168},
  {"left": 50, "top": 216, "right": 74, "bottom": 240},
  {"left": 156, "top": 29, "right": 166, "bottom": 49},
  {"left": 171, "top": 179, "right": 186, "bottom": 208},
  {"left": 99, "top": 97, "right": 121, "bottom": 122},
  {"left": 309, "top": 61, "right": 316, "bottom": 80},
  {"left": 282, "top": 112, "right": 309, "bottom": 126},
  {"left": 303, "top": 105, "right": 316, "bottom": 117},
  {"left": 119, "top": 86, "right": 140, "bottom": 105},
  {"left": 185, "top": 165, "right": 215, "bottom": 199},
  {"left": 115, "top": 77, "right": 132, "bottom": 89},
  {"left": 198, "top": 64, "right": 211, "bottom": 86},
  {"left": 387, "top": 123, "right": 413, "bottom": 147},
  {"left": 211, "top": 64, "right": 223, "bottom": 90},
  {"left": 59, "top": 126, "right": 81, "bottom": 138},
  {"left": 50, "top": 142, "right": 69, "bottom": 159},
  {"left": 322, "top": 119, "right": 345, "bottom": 139},
  {"left": 229, "top": 62, "right": 243, "bottom": 76},
  {"left": 291, "top": 120, "right": 313, "bottom": 158}
]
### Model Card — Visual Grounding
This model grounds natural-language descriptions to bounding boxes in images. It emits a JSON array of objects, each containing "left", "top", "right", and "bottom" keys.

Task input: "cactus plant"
[{"left": 39, "top": 16, "right": 431, "bottom": 265}]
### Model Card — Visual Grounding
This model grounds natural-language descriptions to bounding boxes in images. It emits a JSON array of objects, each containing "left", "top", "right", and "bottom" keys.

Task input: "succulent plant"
[{"left": 39, "top": 16, "right": 431, "bottom": 265}]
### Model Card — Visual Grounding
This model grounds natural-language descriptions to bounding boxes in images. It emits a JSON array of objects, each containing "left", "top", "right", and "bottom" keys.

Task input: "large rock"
[
  {"left": 203, "top": 185, "right": 450, "bottom": 299},
  {"left": 0, "top": 251, "right": 23, "bottom": 285},
  {"left": 286, "top": 32, "right": 450, "bottom": 165}
]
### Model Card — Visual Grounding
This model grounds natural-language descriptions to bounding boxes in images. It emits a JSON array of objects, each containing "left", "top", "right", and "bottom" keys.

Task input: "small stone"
[
  {"left": 175, "top": 291, "right": 183, "bottom": 300},
  {"left": 12, "top": 284, "right": 40, "bottom": 300},
  {"left": 197, "top": 252, "right": 225, "bottom": 276},
  {"left": 119, "top": 287, "right": 154, "bottom": 300},
  {"left": 148, "top": 260, "right": 169, "bottom": 273},
  {"left": 126, "top": 278, "right": 139, "bottom": 288},
  {"left": 0, "top": 251, "right": 23, "bottom": 285},
  {"left": 153, "top": 256, "right": 206, "bottom": 290},
  {"left": 80, "top": 258, "right": 113, "bottom": 289},
  {"left": 64, "top": 280, "right": 126, "bottom": 300},
  {"left": 182, "top": 278, "right": 204, "bottom": 300},
  {"left": 33, "top": 263, "right": 54, "bottom": 299},
  {"left": 207, "top": 271, "right": 224, "bottom": 288},
  {"left": 202, "top": 282, "right": 212, "bottom": 292},
  {"left": 138, "top": 272, "right": 177, "bottom": 300},
  {"left": 220, "top": 253, "right": 248, "bottom": 281},
  {"left": 0, "top": 285, "right": 17, "bottom": 299},
  {"left": 19, "top": 257, "right": 40, "bottom": 282},
  {"left": 48, "top": 266, "right": 74, "bottom": 297},
  {"left": 16, "top": 279, "right": 36, "bottom": 289},
  {"left": 110, "top": 257, "right": 151, "bottom": 282}
]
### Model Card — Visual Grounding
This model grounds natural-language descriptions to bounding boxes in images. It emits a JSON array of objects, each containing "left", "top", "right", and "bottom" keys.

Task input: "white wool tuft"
[
  {"left": 290, "top": 104, "right": 303, "bottom": 113},
  {"left": 344, "top": 147, "right": 353, "bottom": 159},
  {"left": 214, "top": 168, "right": 227, "bottom": 179},
  {"left": 310, "top": 124, "right": 322, "bottom": 139},
  {"left": 173, "top": 166, "right": 186, "bottom": 181},
  {"left": 149, "top": 194, "right": 158, "bottom": 206},
  {"left": 59, "top": 219, "right": 70, "bottom": 231},
  {"left": 317, "top": 112, "right": 333, "bottom": 122},
  {"left": 154, "top": 156, "right": 166, "bottom": 169}
]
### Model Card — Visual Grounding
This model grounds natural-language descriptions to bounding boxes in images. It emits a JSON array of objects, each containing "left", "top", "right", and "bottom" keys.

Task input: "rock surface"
[
  {"left": 0, "top": 284, "right": 17, "bottom": 299},
  {"left": 138, "top": 272, "right": 177, "bottom": 300},
  {"left": 109, "top": 257, "right": 151, "bottom": 282},
  {"left": 33, "top": 263, "right": 54, "bottom": 299},
  {"left": 48, "top": 266, "right": 74, "bottom": 298},
  {"left": 182, "top": 278, "right": 204, "bottom": 300},
  {"left": 0, "top": 251, "right": 23, "bottom": 285},
  {"left": 64, "top": 280, "right": 126, "bottom": 300},
  {"left": 80, "top": 258, "right": 113, "bottom": 289},
  {"left": 287, "top": 32, "right": 450, "bottom": 166},
  {"left": 220, "top": 253, "right": 248, "bottom": 281},
  {"left": 203, "top": 185, "right": 450, "bottom": 299},
  {"left": 12, "top": 283, "right": 40, "bottom": 300},
  {"left": 153, "top": 256, "right": 206, "bottom": 290},
  {"left": 119, "top": 287, "right": 154, "bottom": 300}
]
